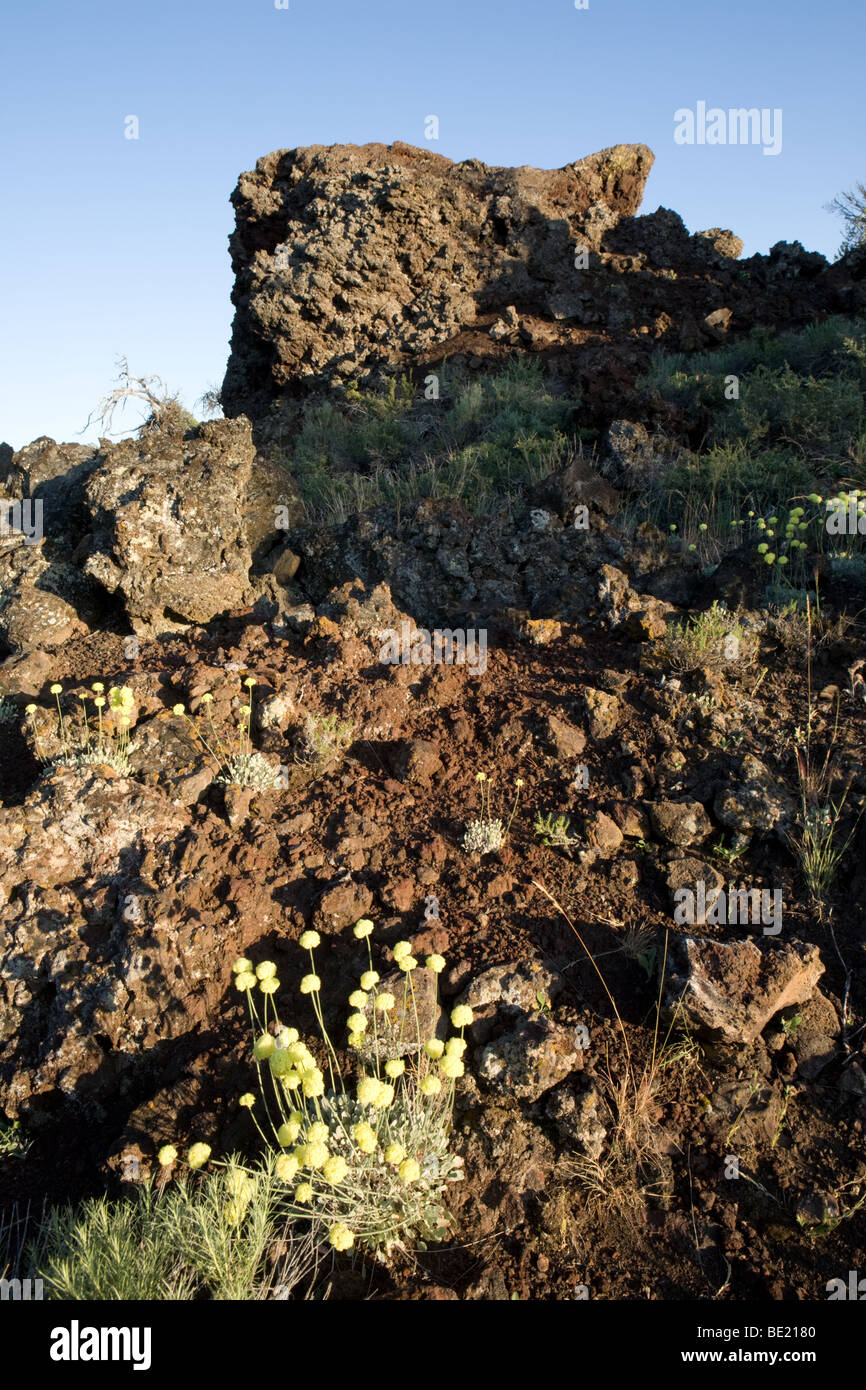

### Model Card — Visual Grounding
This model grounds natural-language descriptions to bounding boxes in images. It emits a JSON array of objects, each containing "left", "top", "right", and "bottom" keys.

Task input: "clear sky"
[{"left": 1, "top": 0, "right": 863, "bottom": 449}]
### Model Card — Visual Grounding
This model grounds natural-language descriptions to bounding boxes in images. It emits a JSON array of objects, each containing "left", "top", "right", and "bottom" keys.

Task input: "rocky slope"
[
  {"left": 1, "top": 440, "right": 864, "bottom": 1298},
  {"left": 1, "top": 142, "right": 865, "bottom": 1301}
]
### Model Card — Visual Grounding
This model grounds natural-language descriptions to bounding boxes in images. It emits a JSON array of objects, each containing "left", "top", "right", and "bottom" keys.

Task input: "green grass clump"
[
  {"left": 284, "top": 358, "right": 579, "bottom": 522},
  {"left": 635, "top": 316, "right": 866, "bottom": 563},
  {"left": 642, "top": 316, "right": 866, "bottom": 428},
  {"left": 783, "top": 609, "right": 861, "bottom": 915}
]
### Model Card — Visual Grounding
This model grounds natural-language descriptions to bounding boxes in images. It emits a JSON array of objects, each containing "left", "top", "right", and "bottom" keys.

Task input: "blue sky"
[{"left": 1, "top": 0, "right": 863, "bottom": 448}]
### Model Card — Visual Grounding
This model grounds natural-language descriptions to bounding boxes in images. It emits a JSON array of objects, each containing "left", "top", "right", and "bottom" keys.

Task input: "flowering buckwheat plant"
[
  {"left": 172, "top": 675, "right": 281, "bottom": 790},
  {"left": 26, "top": 681, "right": 136, "bottom": 774},
  {"left": 228, "top": 921, "right": 469, "bottom": 1256},
  {"left": 462, "top": 772, "right": 522, "bottom": 855}
]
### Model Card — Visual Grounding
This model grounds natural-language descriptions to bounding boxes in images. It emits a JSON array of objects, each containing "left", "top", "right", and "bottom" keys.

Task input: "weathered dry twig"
[{"left": 81, "top": 357, "right": 170, "bottom": 437}]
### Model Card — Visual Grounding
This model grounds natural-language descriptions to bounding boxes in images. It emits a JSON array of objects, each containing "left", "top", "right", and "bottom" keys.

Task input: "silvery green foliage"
[
  {"left": 47, "top": 747, "right": 133, "bottom": 775},
  {"left": 295, "top": 711, "right": 353, "bottom": 765},
  {"left": 462, "top": 817, "right": 505, "bottom": 855},
  {"left": 308, "top": 1092, "right": 462, "bottom": 1250},
  {"left": 217, "top": 752, "right": 281, "bottom": 790}
]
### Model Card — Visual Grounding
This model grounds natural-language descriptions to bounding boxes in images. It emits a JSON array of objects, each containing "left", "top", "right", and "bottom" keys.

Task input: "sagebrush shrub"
[{"left": 658, "top": 602, "right": 757, "bottom": 674}]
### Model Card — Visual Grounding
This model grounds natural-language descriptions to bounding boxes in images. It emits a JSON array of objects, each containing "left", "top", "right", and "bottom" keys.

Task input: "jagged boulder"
[
  {"left": 222, "top": 140, "right": 655, "bottom": 416},
  {"left": 0, "top": 438, "right": 106, "bottom": 657},
  {"left": 82, "top": 417, "right": 302, "bottom": 638},
  {"left": 1, "top": 420, "right": 304, "bottom": 651},
  {"left": 664, "top": 936, "right": 824, "bottom": 1044}
]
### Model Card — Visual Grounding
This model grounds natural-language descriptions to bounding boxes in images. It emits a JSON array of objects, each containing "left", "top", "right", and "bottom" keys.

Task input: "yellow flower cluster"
[
  {"left": 352, "top": 1121, "right": 377, "bottom": 1153},
  {"left": 329, "top": 1223, "right": 354, "bottom": 1251},
  {"left": 439, "top": 1055, "right": 464, "bottom": 1079},
  {"left": 26, "top": 679, "right": 136, "bottom": 770},
  {"left": 277, "top": 1116, "right": 303, "bottom": 1146},
  {"left": 109, "top": 685, "right": 135, "bottom": 714},
  {"left": 356, "top": 1076, "right": 388, "bottom": 1106},
  {"left": 219, "top": 919, "right": 471, "bottom": 1257},
  {"left": 275, "top": 1154, "right": 299, "bottom": 1184},
  {"left": 224, "top": 1169, "right": 256, "bottom": 1226},
  {"left": 232, "top": 956, "right": 283, "bottom": 997}
]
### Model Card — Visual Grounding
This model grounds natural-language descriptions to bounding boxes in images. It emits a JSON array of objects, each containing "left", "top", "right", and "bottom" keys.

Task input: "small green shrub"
[
  {"left": 294, "top": 710, "right": 354, "bottom": 766},
  {"left": 0, "top": 1116, "right": 30, "bottom": 1158},
  {"left": 534, "top": 811, "right": 577, "bottom": 850},
  {"left": 0, "top": 698, "right": 18, "bottom": 725},
  {"left": 345, "top": 372, "right": 416, "bottom": 420},
  {"left": 658, "top": 602, "right": 757, "bottom": 674},
  {"left": 713, "top": 364, "right": 863, "bottom": 457},
  {"left": 22, "top": 1160, "right": 318, "bottom": 1301}
]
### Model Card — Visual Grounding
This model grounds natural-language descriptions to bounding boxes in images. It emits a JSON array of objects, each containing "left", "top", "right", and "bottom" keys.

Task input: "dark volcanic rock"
[
  {"left": 221, "top": 141, "right": 866, "bottom": 436},
  {"left": 664, "top": 936, "right": 824, "bottom": 1044},
  {"left": 222, "top": 140, "right": 654, "bottom": 417},
  {"left": 82, "top": 417, "right": 302, "bottom": 638}
]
